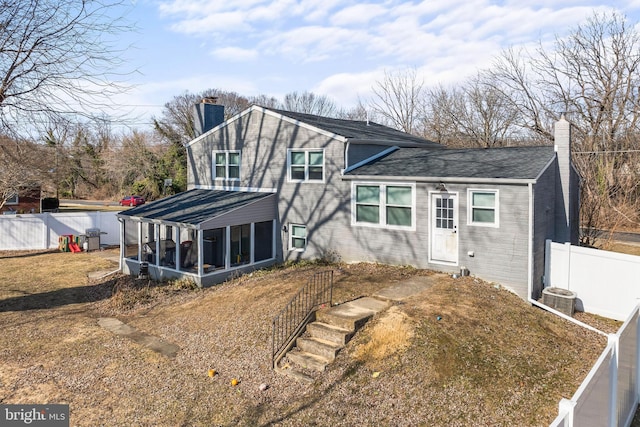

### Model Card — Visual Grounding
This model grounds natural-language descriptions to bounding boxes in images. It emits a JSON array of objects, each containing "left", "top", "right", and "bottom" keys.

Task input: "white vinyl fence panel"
[
  {"left": 545, "top": 240, "right": 640, "bottom": 321},
  {"left": 0, "top": 212, "right": 120, "bottom": 250},
  {"left": 550, "top": 308, "right": 640, "bottom": 427}
]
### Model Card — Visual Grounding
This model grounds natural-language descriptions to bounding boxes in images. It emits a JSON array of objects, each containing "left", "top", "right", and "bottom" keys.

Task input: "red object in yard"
[{"left": 68, "top": 242, "right": 81, "bottom": 253}]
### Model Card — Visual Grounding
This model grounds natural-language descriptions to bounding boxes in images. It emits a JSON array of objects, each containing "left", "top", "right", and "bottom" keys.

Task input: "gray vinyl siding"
[
  {"left": 187, "top": 109, "right": 350, "bottom": 263},
  {"left": 326, "top": 180, "right": 532, "bottom": 298},
  {"left": 186, "top": 108, "right": 560, "bottom": 301},
  {"left": 187, "top": 109, "right": 343, "bottom": 190},
  {"left": 532, "top": 160, "right": 558, "bottom": 299},
  {"left": 453, "top": 183, "right": 530, "bottom": 297},
  {"left": 198, "top": 194, "right": 277, "bottom": 229}
]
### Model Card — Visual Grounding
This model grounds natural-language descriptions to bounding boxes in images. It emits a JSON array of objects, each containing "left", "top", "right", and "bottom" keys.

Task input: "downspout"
[
  {"left": 527, "top": 183, "right": 606, "bottom": 336},
  {"left": 118, "top": 217, "right": 124, "bottom": 271}
]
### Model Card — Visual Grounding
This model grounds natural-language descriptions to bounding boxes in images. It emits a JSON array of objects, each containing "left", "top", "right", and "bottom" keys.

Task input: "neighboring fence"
[
  {"left": 545, "top": 240, "right": 640, "bottom": 321},
  {"left": 549, "top": 305, "right": 639, "bottom": 427},
  {"left": 0, "top": 212, "right": 120, "bottom": 250},
  {"left": 271, "top": 270, "right": 333, "bottom": 368}
]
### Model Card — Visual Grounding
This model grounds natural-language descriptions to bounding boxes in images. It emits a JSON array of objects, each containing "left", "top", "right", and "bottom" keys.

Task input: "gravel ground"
[{"left": 0, "top": 259, "right": 613, "bottom": 426}]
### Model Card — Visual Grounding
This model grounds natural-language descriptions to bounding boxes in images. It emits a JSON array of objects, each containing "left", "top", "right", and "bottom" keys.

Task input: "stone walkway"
[{"left": 97, "top": 317, "right": 180, "bottom": 358}]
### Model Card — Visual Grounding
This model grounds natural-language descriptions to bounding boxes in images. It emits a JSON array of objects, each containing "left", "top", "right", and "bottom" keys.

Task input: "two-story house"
[{"left": 117, "top": 99, "right": 579, "bottom": 301}]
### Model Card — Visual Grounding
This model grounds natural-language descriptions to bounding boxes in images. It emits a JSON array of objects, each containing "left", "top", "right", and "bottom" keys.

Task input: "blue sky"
[{"left": 114, "top": 0, "right": 640, "bottom": 128}]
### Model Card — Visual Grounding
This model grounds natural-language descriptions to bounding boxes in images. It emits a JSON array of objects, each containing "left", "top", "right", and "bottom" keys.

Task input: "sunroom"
[{"left": 117, "top": 189, "right": 278, "bottom": 286}]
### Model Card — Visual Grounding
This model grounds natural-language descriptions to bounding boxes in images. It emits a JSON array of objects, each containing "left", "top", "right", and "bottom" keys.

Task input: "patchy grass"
[
  {"left": 0, "top": 252, "right": 609, "bottom": 426},
  {"left": 603, "top": 242, "right": 640, "bottom": 257},
  {"left": 58, "top": 202, "right": 123, "bottom": 212}
]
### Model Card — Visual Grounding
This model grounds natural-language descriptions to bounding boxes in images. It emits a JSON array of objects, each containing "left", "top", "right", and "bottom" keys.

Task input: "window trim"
[
  {"left": 212, "top": 150, "right": 241, "bottom": 180},
  {"left": 5, "top": 193, "right": 18, "bottom": 205},
  {"left": 467, "top": 189, "right": 499, "bottom": 228},
  {"left": 289, "top": 223, "right": 307, "bottom": 252},
  {"left": 351, "top": 182, "right": 416, "bottom": 231},
  {"left": 286, "top": 149, "right": 325, "bottom": 183}
]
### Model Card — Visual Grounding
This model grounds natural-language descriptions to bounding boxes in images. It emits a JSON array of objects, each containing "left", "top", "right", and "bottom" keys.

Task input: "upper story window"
[
  {"left": 468, "top": 189, "right": 499, "bottom": 227},
  {"left": 287, "top": 149, "right": 324, "bottom": 182},
  {"left": 213, "top": 151, "right": 240, "bottom": 180},
  {"left": 352, "top": 182, "right": 415, "bottom": 230}
]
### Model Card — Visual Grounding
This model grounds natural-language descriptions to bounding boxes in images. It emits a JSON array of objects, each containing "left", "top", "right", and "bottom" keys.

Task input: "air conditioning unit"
[{"left": 542, "top": 287, "right": 577, "bottom": 316}]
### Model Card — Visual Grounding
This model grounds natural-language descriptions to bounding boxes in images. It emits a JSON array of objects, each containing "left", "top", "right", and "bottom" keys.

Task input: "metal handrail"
[{"left": 271, "top": 270, "right": 333, "bottom": 368}]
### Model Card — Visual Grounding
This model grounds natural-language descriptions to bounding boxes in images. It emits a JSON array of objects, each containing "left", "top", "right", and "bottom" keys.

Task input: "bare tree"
[
  {"left": 337, "top": 98, "right": 375, "bottom": 121},
  {"left": 424, "top": 76, "right": 522, "bottom": 148},
  {"left": 487, "top": 11, "right": 640, "bottom": 237},
  {"left": 0, "top": 0, "right": 131, "bottom": 136},
  {"left": 369, "top": 68, "right": 426, "bottom": 135},
  {"left": 153, "top": 89, "right": 255, "bottom": 145},
  {"left": 0, "top": 137, "right": 47, "bottom": 209},
  {"left": 281, "top": 91, "right": 338, "bottom": 116}
]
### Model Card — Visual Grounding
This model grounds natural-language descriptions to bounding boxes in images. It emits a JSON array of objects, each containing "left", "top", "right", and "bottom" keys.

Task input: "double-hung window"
[
  {"left": 6, "top": 193, "right": 18, "bottom": 205},
  {"left": 213, "top": 151, "right": 240, "bottom": 180},
  {"left": 353, "top": 183, "right": 414, "bottom": 229},
  {"left": 468, "top": 189, "right": 499, "bottom": 227},
  {"left": 288, "top": 149, "right": 324, "bottom": 182}
]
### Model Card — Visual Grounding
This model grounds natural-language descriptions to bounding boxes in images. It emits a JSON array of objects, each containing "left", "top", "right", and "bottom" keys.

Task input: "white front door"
[{"left": 430, "top": 192, "right": 458, "bottom": 264}]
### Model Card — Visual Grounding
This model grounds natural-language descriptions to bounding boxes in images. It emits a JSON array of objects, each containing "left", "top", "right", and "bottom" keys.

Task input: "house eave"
[
  {"left": 341, "top": 175, "right": 537, "bottom": 185},
  {"left": 346, "top": 138, "right": 439, "bottom": 148}
]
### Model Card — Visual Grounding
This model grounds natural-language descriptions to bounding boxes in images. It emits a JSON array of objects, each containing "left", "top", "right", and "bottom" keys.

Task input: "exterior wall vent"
[{"left": 542, "top": 287, "right": 577, "bottom": 316}]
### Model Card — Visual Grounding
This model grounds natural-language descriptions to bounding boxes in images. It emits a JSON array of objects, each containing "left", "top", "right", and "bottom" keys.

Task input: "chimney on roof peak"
[{"left": 193, "top": 98, "right": 224, "bottom": 137}]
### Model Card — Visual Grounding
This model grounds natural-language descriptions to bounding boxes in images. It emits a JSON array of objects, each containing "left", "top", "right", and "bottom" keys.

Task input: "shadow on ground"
[
  {"left": 0, "top": 275, "right": 146, "bottom": 312},
  {"left": 0, "top": 282, "right": 114, "bottom": 312}
]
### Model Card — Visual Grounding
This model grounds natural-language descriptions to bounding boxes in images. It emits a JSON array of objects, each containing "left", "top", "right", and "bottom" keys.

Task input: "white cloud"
[
  {"left": 330, "top": 4, "right": 388, "bottom": 26},
  {"left": 314, "top": 70, "right": 381, "bottom": 107},
  {"left": 260, "top": 25, "right": 369, "bottom": 62},
  {"left": 168, "top": 12, "right": 251, "bottom": 35},
  {"left": 139, "top": 0, "right": 640, "bottom": 114},
  {"left": 211, "top": 46, "right": 258, "bottom": 62}
]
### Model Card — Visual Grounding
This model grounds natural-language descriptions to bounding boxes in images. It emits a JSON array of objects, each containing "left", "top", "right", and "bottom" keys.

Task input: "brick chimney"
[
  {"left": 193, "top": 97, "right": 225, "bottom": 137},
  {"left": 554, "top": 114, "right": 578, "bottom": 243}
]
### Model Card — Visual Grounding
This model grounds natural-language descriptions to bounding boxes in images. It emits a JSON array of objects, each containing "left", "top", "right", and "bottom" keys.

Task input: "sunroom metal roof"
[{"left": 117, "top": 189, "right": 274, "bottom": 226}]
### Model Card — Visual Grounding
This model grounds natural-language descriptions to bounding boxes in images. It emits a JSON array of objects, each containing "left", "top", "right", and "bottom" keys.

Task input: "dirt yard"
[{"left": 0, "top": 249, "right": 618, "bottom": 426}]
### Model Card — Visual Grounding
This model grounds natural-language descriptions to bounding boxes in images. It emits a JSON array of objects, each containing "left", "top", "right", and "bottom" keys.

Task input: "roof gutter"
[
  {"left": 346, "top": 138, "right": 439, "bottom": 148},
  {"left": 341, "top": 175, "right": 538, "bottom": 185}
]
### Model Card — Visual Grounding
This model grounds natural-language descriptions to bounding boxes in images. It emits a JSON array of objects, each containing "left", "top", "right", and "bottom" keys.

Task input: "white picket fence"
[
  {"left": 0, "top": 212, "right": 120, "bottom": 250},
  {"left": 546, "top": 240, "right": 640, "bottom": 426}
]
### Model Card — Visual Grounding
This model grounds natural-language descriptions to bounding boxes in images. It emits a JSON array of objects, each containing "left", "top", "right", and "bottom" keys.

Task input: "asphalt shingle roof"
[
  {"left": 266, "top": 108, "right": 442, "bottom": 147},
  {"left": 117, "top": 189, "right": 273, "bottom": 226},
  {"left": 346, "top": 146, "right": 556, "bottom": 180}
]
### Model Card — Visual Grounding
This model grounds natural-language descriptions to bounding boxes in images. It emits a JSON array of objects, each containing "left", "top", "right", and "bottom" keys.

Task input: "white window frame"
[
  {"left": 289, "top": 223, "right": 307, "bottom": 252},
  {"left": 287, "top": 149, "right": 325, "bottom": 183},
  {"left": 212, "top": 150, "right": 241, "bottom": 180},
  {"left": 351, "top": 182, "right": 416, "bottom": 231},
  {"left": 5, "top": 193, "right": 18, "bottom": 205},
  {"left": 467, "top": 189, "right": 499, "bottom": 228}
]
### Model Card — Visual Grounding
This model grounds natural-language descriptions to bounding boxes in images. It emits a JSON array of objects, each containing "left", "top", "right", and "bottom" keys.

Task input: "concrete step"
[
  {"left": 306, "top": 321, "right": 353, "bottom": 345},
  {"left": 296, "top": 336, "right": 342, "bottom": 361},
  {"left": 287, "top": 349, "right": 330, "bottom": 372},
  {"left": 316, "top": 297, "right": 390, "bottom": 330}
]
